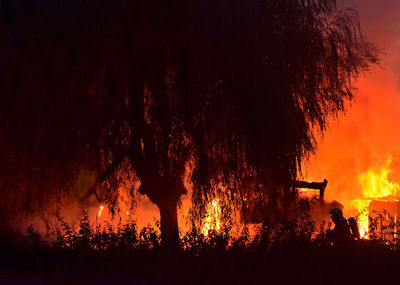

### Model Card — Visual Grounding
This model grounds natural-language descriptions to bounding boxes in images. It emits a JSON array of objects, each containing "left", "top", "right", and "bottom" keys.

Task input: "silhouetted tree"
[{"left": 0, "top": 0, "right": 377, "bottom": 247}]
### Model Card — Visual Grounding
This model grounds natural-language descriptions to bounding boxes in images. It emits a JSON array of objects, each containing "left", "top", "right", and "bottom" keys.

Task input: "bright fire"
[
  {"left": 358, "top": 157, "right": 399, "bottom": 199},
  {"left": 97, "top": 205, "right": 104, "bottom": 217},
  {"left": 352, "top": 157, "right": 400, "bottom": 238},
  {"left": 201, "top": 199, "right": 222, "bottom": 236},
  {"left": 350, "top": 199, "right": 371, "bottom": 238}
]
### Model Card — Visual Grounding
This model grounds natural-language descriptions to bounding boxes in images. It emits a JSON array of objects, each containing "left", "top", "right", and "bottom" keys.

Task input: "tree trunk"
[
  {"left": 138, "top": 174, "right": 186, "bottom": 251},
  {"left": 156, "top": 197, "right": 180, "bottom": 250}
]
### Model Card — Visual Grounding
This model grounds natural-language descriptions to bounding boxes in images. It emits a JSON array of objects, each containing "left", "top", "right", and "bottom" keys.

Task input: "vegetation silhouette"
[
  {"left": 0, "top": 209, "right": 398, "bottom": 284},
  {"left": 0, "top": 0, "right": 377, "bottom": 248}
]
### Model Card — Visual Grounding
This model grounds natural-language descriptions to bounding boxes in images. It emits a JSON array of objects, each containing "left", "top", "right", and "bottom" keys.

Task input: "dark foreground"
[
  {"left": 0, "top": 234, "right": 399, "bottom": 285},
  {"left": 1, "top": 211, "right": 399, "bottom": 284}
]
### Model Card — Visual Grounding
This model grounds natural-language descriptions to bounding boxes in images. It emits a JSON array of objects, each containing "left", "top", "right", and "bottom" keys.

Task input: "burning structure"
[
  {"left": 293, "top": 179, "right": 327, "bottom": 203},
  {"left": 344, "top": 157, "right": 400, "bottom": 238},
  {"left": 239, "top": 178, "right": 332, "bottom": 224},
  {"left": 294, "top": 157, "right": 400, "bottom": 240}
]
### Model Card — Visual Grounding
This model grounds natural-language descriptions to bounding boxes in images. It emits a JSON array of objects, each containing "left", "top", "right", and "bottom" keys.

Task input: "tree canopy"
[{"left": 0, "top": 0, "right": 377, "bottom": 245}]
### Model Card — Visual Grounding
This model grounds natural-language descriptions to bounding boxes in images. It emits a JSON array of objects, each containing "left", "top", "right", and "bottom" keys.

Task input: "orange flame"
[
  {"left": 97, "top": 205, "right": 104, "bottom": 217},
  {"left": 353, "top": 157, "right": 399, "bottom": 238},
  {"left": 201, "top": 199, "right": 222, "bottom": 236},
  {"left": 358, "top": 157, "right": 399, "bottom": 199},
  {"left": 349, "top": 199, "right": 371, "bottom": 238}
]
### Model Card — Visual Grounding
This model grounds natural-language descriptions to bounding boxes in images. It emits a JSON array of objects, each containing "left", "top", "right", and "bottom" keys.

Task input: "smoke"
[
  {"left": 341, "top": 0, "right": 400, "bottom": 82},
  {"left": 307, "top": 1, "right": 400, "bottom": 206}
]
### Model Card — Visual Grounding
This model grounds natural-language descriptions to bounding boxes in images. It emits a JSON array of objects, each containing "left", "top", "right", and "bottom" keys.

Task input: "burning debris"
[
  {"left": 346, "top": 157, "right": 400, "bottom": 238},
  {"left": 293, "top": 179, "right": 328, "bottom": 203}
]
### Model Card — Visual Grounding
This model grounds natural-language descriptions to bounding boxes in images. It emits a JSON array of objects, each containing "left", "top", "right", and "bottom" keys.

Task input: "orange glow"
[
  {"left": 97, "top": 205, "right": 104, "bottom": 217},
  {"left": 350, "top": 199, "right": 371, "bottom": 238},
  {"left": 350, "top": 157, "right": 399, "bottom": 238},
  {"left": 305, "top": 1, "right": 400, "bottom": 240},
  {"left": 358, "top": 157, "right": 399, "bottom": 199},
  {"left": 201, "top": 199, "right": 222, "bottom": 236},
  {"left": 348, "top": 157, "right": 399, "bottom": 238}
]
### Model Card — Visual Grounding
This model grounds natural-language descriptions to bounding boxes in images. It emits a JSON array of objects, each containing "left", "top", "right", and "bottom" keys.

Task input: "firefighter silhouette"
[{"left": 326, "top": 208, "right": 356, "bottom": 244}]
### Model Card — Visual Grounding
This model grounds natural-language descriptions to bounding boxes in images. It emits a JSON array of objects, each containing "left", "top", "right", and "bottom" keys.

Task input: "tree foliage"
[{"left": 0, "top": 0, "right": 377, "bottom": 231}]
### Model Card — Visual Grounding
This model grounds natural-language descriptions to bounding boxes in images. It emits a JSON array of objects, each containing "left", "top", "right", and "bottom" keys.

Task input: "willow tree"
[{"left": 0, "top": 0, "right": 376, "bottom": 247}]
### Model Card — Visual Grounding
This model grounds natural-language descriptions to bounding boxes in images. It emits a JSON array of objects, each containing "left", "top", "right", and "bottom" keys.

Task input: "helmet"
[{"left": 329, "top": 208, "right": 346, "bottom": 222}]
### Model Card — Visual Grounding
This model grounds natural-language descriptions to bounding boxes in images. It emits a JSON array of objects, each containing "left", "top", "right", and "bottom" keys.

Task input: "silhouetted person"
[
  {"left": 326, "top": 208, "right": 352, "bottom": 245},
  {"left": 347, "top": 217, "right": 360, "bottom": 240}
]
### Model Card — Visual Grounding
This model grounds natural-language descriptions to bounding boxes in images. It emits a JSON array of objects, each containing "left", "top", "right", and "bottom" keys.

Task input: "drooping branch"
[{"left": 79, "top": 147, "right": 130, "bottom": 202}]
